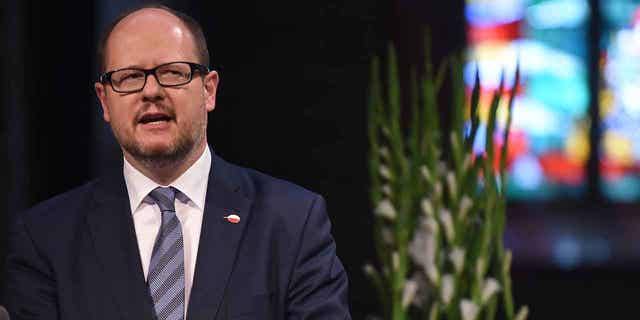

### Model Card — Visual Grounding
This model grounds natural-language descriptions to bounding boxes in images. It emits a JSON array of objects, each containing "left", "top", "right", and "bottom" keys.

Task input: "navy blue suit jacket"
[{"left": 3, "top": 152, "right": 351, "bottom": 319}]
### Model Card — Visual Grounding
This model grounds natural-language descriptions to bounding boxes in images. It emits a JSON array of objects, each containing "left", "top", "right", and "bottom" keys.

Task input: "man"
[{"left": 4, "top": 5, "right": 350, "bottom": 320}]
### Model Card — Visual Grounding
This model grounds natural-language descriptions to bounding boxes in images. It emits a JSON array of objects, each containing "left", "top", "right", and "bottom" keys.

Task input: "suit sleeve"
[
  {"left": 3, "top": 217, "right": 59, "bottom": 320},
  {"left": 286, "top": 195, "right": 351, "bottom": 319}
]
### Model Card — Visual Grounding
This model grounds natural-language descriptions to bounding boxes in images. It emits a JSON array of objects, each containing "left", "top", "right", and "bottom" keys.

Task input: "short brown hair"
[{"left": 96, "top": 4, "right": 210, "bottom": 73}]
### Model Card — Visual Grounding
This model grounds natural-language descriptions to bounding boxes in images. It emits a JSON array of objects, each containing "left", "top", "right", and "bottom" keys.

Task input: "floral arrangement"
[{"left": 365, "top": 40, "right": 528, "bottom": 320}]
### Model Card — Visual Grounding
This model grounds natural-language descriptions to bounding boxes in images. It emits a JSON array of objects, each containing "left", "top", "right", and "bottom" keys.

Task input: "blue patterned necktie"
[{"left": 147, "top": 187, "right": 185, "bottom": 320}]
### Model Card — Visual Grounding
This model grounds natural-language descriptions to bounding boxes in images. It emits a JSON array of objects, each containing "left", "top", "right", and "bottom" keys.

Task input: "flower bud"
[
  {"left": 459, "top": 196, "right": 473, "bottom": 221},
  {"left": 382, "top": 184, "right": 392, "bottom": 197},
  {"left": 375, "top": 199, "right": 397, "bottom": 221},
  {"left": 426, "top": 264, "right": 440, "bottom": 285},
  {"left": 363, "top": 264, "right": 377, "bottom": 278},
  {"left": 435, "top": 182, "right": 443, "bottom": 200},
  {"left": 392, "top": 251, "right": 400, "bottom": 271},
  {"left": 515, "top": 306, "right": 529, "bottom": 320},
  {"left": 425, "top": 217, "right": 439, "bottom": 234},
  {"left": 441, "top": 274, "right": 455, "bottom": 306},
  {"left": 440, "top": 209, "right": 455, "bottom": 243},
  {"left": 379, "top": 165, "right": 392, "bottom": 181},
  {"left": 420, "top": 165, "right": 432, "bottom": 182},
  {"left": 402, "top": 279, "right": 418, "bottom": 308},
  {"left": 421, "top": 198, "right": 435, "bottom": 217},
  {"left": 503, "top": 250, "right": 513, "bottom": 274},
  {"left": 379, "top": 146, "right": 390, "bottom": 160},
  {"left": 449, "top": 247, "right": 466, "bottom": 274},
  {"left": 481, "top": 278, "right": 501, "bottom": 305},
  {"left": 460, "top": 300, "right": 479, "bottom": 320},
  {"left": 447, "top": 171, "right": 457, "bottom": 200}
]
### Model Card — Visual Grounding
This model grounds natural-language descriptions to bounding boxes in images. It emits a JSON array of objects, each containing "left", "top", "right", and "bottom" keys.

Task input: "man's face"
[{"left": 95, "top": 9, "right": 218, "bottom": 166}]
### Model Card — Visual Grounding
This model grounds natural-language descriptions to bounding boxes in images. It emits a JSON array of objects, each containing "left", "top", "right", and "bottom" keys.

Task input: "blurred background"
[{"left": 2, "top": 0, "right": 640, "bottom": 318}]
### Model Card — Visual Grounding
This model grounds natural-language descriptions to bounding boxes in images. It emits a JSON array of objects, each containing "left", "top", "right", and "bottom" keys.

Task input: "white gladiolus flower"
[
  {"left": 441, "top": 274, "right": 455, "bottom": 306},
  {"left": 421, "top": 198, "right": 434, "bottom": 217},
  {"left": 427, "top": 264, "right": 440, "bottom": 285},
  {"left": 392, "top": 251, "right": 400, "bottom": 271},
  {"left": 449, "top": 247, "right": 466, "bottom": 274},
  {"left": 515, "top": 306, "right": 529, "bottom": 320},
  {"left": 459, "top": 196, "right": 473, "bottom": 221},
  {"left": 401, "top": 279, "right": 419, "bottom": 308},
  {"left": 460, "top": 300, "right": 479, "bottom": 320},
  {"left": 481, "top": 278, "right": 501, "bottom": 304},
  {"left": 375, "top": 199, "right": 396, "bottom": 221},
  {"left": 439, "top": 209, "right": 455, "bottom": 242},
  {"left": 382, "top": 184, "right": 392, "bottom": 197},
  {"left": 379, "top": 146, "right": 390, "bottom": 160},
  {"left": 447, "top": 171, "right": 457, "bottom": 199},
  {"left": 379, "top": 165, "right": 392, "bottom": 180},
  {"left": 409, "top": 218, "right": 437, "bottom": 271}
]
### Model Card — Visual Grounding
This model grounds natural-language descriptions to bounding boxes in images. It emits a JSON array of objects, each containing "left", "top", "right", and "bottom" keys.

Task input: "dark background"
[{"left": 2, "top": 0, "right": 639, "bottom": 319}]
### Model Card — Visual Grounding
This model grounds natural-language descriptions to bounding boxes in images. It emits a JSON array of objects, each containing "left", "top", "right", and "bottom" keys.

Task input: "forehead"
[{"left": 105, "top": 8, "right": 199, "bottom": 70}]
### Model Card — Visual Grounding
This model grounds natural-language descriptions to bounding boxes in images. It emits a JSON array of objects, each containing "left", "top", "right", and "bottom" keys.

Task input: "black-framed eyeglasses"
[{"left": 98, "top": 61, "right": 210, "bottom": 93}]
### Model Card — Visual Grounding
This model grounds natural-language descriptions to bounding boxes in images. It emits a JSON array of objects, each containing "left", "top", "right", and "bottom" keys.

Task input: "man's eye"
[
  {"left": 122, "top": 73, "right": 143, "bottom": 81},
  {"left": 160, "top": 69, "right": 186, "bottom": 77}
]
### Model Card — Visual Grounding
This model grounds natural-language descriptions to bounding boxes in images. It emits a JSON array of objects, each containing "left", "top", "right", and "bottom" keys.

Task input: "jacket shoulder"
[
  {"left": 18, "top": 180, "right": 99, "bottom": 226},
  {"left": 231, "top": 161, "right": 321, "bottom": 204}
]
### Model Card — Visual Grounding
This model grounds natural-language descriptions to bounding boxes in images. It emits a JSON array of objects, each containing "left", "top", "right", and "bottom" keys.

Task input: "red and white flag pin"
[{"left": 224, "top": 214, "right": 241, "bottom": 224}]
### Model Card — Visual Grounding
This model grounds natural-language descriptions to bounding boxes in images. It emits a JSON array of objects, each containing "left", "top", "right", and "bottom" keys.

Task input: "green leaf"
[
  {"left": 466, "top": 65, "right": 481, "bottom": 152},
  {"left": 485, "top": 71, "right": 504, "bottom": 174},
  {"left": 429, "top": 301, "right": 440, "bottom": 320},
  {"left": 368, "top": 56, "right": 384, "bottom": 206},
  {"left": 500, "top": 63, "right": 520, "bottom": 194},
  {"left": 450, "top": 54, "right": 465, "bottom": 147},
  {"left": 364, "top": 264, "right": 391, "bottom": 318},
  {"left": 386, "top": 43, "right": 407, "bottom": 178}
]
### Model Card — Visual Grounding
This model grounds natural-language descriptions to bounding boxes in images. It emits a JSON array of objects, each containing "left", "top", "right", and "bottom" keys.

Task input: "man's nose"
[{"left": 141, "top": 73, "right": 164, "bottom": 98}]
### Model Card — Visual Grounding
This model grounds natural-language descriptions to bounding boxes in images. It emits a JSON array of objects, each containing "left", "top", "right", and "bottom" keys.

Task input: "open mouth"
[{"left": 138, "top": 113, "right": 173, "bottom": 124}]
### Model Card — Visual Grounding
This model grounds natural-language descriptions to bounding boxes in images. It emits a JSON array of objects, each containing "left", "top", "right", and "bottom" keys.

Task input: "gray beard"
[
  {"left": 120, "top": 127, "right": 203, "bottom": 170},
  {"left": 125, "top": 140, "right": 192, "bottom": 170}
]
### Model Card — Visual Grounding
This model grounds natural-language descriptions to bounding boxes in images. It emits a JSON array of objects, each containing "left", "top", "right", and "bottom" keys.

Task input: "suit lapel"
[
  {"left": 187, "top": 153, "right": 254, "bottom": 320},
  {"left": 86, "top": 169, "right": 155, "bottom": 320}
]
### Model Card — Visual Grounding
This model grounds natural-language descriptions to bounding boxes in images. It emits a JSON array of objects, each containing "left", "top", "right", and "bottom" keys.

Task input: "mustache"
[{"left": 135, "top": 103, "right": 176, "bottom": 122}]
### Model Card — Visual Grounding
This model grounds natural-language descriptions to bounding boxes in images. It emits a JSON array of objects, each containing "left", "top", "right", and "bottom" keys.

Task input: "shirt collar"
[{"left": 123, "top": 146, "right": 212, "bottom": 213}]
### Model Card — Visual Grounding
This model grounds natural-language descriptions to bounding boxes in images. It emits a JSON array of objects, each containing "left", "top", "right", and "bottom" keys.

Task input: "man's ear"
[
  {"left": 203, "top": 71, "right": 219, "bottom": 112},
  {"left": 94, "top": 82, "right": 111, "bottom": 122}
]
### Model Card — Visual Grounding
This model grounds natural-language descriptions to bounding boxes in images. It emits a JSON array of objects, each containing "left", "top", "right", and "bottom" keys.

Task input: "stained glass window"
[
  {"left": 600, "top": 0, "right": 640, "bottom": 201},
  {"left": 465, "top": 0, "right": 591, "bottom": 200}
]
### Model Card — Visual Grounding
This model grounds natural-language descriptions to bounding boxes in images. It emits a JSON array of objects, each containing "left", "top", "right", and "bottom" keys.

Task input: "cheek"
[
  {"left": 178, "top": 95, "right": 208, "bottom": 122},
  {"left": 107, "top": 102, "right": 136, "bottom": 129}
]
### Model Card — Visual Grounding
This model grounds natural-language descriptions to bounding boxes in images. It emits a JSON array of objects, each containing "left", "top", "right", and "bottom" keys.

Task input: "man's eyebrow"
[
  {"left": 107, "top": 64, "right": 144, "bottom": 71},
  {"left": 121, "top": 64, "right": 144, "bottom": 69}
]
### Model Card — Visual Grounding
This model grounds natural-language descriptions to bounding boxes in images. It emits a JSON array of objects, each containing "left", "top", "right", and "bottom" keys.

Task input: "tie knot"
[{"left": 149, "top": 187, "right": 176, "bottom": 212}]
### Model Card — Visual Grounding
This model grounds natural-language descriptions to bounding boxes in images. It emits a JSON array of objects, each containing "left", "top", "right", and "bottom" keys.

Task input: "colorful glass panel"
[
  {"left": 465, "top": 0, "right": 591, "bottom": 200},
  {"left": 600, "top": 0, "right": 640, "bottom": 201}
]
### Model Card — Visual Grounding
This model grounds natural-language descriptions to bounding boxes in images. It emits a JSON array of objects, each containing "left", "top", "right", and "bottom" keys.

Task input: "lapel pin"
[{"left": 224, "top": 214, "right": 241, "bottom": 224}]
